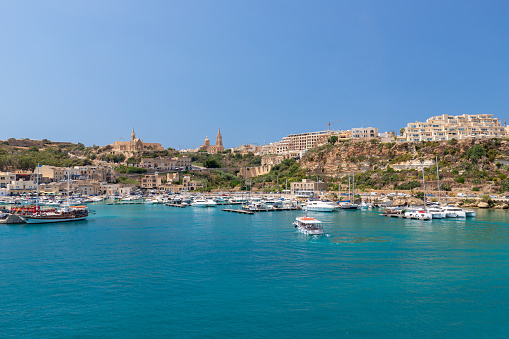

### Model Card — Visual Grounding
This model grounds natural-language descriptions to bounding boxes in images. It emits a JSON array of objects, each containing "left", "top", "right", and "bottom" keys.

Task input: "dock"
[
  {"left": 165, "top": 203, "right": 187, "bottom": 208},
  {"left": 0, "top": 214, "right": 27, "bottom": 224},
  {"left": 222, "top": 207, "right": 300, "bottom": 215},
  {"left": 381, "top": 213, "right": 431, "bottom": 220},
  {"left": 222, "top": 209, "right": 254, "bottom": 214},
  {"left": 107, "top": 201, "right": 145, "bottom": 205}
]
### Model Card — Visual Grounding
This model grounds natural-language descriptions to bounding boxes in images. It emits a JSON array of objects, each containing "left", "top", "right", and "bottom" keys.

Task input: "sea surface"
[{"left": 1, "top": 204, "right": 509, "bottom": 338}]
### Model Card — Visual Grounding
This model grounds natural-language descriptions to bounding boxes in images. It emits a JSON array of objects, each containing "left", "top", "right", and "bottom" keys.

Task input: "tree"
[
  {"left": 203, "top": 159, "right": 221, "bottom": 168},
  {"left": 399, "top": 128, "right": 405, "bottom": 136},
  {"left": 328, "top": 136, "right": 338, "bottom": 145},
  {"left": 466, "top": 144, "right": 485, "bottom": 164}
]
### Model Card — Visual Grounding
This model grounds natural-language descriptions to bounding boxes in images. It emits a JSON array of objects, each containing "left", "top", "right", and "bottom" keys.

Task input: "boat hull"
[{"left": 23, "top": 216, "right": 88, "bottom": 224}]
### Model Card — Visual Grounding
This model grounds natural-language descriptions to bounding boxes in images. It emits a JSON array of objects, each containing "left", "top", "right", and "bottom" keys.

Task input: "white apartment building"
[
  {"left": 401, "top": 114, "right": 507, "bottom": 142},
  {"left": 351, "top": 127, "right": 379, "bottom": 139},
  {"left": 260, "top": 130, "right": 343, "bottom": 155}
]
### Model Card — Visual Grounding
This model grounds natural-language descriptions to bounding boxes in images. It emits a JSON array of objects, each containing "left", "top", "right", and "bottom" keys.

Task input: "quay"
[
  {"left": 381, "top": 213, "right": 430, "bottom": 220},
  {"left": 222, "top": 206, "right": 300, "bottom": 215},
  {"left": 0, "top": 214, "right": 27, "bottom": 224},
  {"left": 107, "top": 201, "right": 145, "bottom": 205}
]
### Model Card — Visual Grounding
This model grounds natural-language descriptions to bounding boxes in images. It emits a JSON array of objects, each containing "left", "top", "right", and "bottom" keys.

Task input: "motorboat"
[
  {"left": 303, "top": 200, "right": 335, "bottom": 212},
  {"left": 190, "top": 199, "right": 217, "bottom": 207},
  {"left": 293, "top": 216, "right": 324, "bottom": 235}
]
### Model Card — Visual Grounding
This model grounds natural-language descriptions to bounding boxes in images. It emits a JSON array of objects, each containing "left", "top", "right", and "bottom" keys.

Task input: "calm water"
[{"left": 1, "top": 204, "right": 509, "bottom": 338}]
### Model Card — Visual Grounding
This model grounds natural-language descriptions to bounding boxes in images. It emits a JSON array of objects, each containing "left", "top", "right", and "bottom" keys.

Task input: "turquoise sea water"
[{"left": 1, "top": 204, "right": 509, "bottom": 338}]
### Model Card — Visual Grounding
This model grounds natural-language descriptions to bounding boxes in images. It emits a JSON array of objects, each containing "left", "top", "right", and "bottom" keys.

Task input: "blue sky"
[{"left": 1, "top": 1, "right": 508, "bottom": 149}]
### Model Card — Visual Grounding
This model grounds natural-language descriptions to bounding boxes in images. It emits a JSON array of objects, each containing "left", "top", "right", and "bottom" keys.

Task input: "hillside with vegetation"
[
  {"left": 0, "top": 138, "right": 93, "bottom": 171},
  {"left": 300, "top": 138, "right": 509, "bottom": 195}
]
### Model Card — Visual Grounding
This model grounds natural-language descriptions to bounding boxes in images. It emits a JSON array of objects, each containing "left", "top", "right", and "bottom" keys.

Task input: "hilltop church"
[
  {"left": 197, "top": 128, "right": 224, "bottom": 154},
  {"left": 112, "top": 128, "right": 163, "bottom": 153}
]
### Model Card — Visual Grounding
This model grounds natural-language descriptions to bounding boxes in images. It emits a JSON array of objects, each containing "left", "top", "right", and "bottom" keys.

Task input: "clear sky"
[{"left": 1, "top": 1, "right": 508, "bottom": 149}]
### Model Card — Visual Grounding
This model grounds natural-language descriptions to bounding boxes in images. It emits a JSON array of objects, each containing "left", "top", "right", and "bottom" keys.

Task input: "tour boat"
[
  {"left": 293, "top": 216, "right": 324, "bottom": 235},
  {"left": 190, "top": 199, "right": 217, "bottom": 207},
  {"left": 303, "top": 200, "right": 336, "bottom": 212}
]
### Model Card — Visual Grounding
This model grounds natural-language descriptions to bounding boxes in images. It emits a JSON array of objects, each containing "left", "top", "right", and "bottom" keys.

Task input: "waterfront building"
[
  {"left": 7, "top": 180, "right": 36, "bottom": 194},
  {"left": 101, "top": 184, "right": 132, "bottom": 196},
  {"left": 290, "top": 179, "right": 328, "bottom": 197},
  {"left": 140, "top": 175, "right": 162, "bottom": 189},
  {"left": 36, "top": 165, "right": 116, "bottom": 183},
  {"left": 182, "top": 175, "right": 203, "bottom": 191},
  {"left": 0, "top": 172, "right": 16, "bottom": 189},
  {"left": 400, "top": 114, "right": 507, "bottom": 142},
  {"left": 112, "top": 128, "right": 163, "bottom": 153},
  {"left": 197, "top": 128, "right": 224, "bottom": 154}
]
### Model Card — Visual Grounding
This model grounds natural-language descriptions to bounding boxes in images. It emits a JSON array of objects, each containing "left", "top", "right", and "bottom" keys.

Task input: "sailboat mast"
[
  {"left": 338, "top": 176, "right": 341, "bottom": 202},
  {"left": 348, "top": 174, "right": 351, "bottom": 203},
  {"left": 36, "top": 164, "right": 39, "bottom": 211},
  {"left": 421, "top": 160, "right": 426, "bottom": 209},
  {"left": 353, "top": 171, "right": 356, "bottom": 204},
  {"left": 67, "top": 170, "right": 70, "bottom": 206},
  {"left": 436, "top": 156, "right": 441, "bottom": 205}
]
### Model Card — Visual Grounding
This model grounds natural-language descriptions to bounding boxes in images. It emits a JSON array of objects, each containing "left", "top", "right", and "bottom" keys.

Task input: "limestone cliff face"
[{"left": 300, "top": 138, "right": 509, "bottom": 177}]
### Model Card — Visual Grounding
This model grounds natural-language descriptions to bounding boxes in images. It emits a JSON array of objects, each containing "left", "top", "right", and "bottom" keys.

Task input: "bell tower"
[
  {"left": 216, "top": 128, "right": 223, "bottom": 148},
  {"left": 131, "top": 128, "right": 136, "bottom": 141}
]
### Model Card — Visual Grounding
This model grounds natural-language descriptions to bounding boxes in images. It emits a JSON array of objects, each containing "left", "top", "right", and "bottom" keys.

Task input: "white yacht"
[
  {"left": 293, "top": 216, "right": 324, "bottom": 235},
  {"left": 441, "top": 206, "right": 466, "bottom": 218},
  {"left": 464, "top": 209, "right": 476, "bottom": 217},
  {"left": 190, "top": 199, "right": 217, "bottom": 207},
  {"left": 303, "top": 201, "right": 335, "bottom": 212},
  {"left": 404, "top": 208, "right": 432, "bottom": 220},
  {"left": 426, "top": 207, "right": 447, "bottom": 219}
]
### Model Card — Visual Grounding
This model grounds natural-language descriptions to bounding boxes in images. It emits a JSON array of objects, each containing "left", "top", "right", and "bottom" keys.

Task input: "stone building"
[
  {"left": 112, "top": 128, "right": 163, "bottom": 153},
  {"left": 139, "top": 157, "right": 191, "bottom": 171},
  {"left": 197, "top": 128, "right": 224, "bottom": 154},
  {"left": 290, "top": 179, "right": 328, "bottom": 197}
]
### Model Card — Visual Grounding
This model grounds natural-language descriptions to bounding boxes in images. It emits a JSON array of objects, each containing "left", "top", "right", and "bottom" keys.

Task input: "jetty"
[
  {"left": 0, "top": 214, "right": 27, "bottom": 224},
  {"left": 222, "top": 209, "right": 254, "bottom": 214},
  {"left": 381, "top": 213, "right": 431, "bottom": 220},
  {"left": 222, "top": 206, "right": 300, "bottom": 215},
  {"left": 165, "top": 203, "right": 187, "bottom": 208}
]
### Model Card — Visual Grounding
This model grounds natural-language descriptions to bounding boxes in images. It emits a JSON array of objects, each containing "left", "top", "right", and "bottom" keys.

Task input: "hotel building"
[{"left": 400, "top": 114, "right": 507, "bottom": 142}]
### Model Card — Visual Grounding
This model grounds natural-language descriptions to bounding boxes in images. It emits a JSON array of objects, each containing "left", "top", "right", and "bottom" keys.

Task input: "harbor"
[{"left": 1, "top": 202, "right": 508, "bottom": 337}]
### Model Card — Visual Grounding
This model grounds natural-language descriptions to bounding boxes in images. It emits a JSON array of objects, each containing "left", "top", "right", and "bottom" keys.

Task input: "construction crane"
[{"left": 326, "top": 120, "right": 340, "bottom": 130}]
